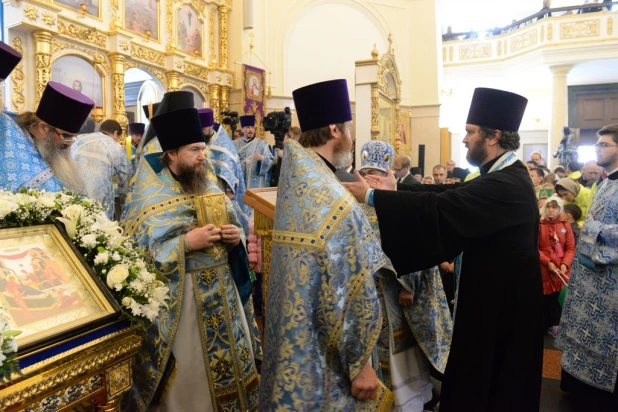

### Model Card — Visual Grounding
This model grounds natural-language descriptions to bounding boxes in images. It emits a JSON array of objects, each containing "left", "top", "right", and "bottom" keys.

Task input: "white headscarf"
[{"left": 540, "top": 195, "right": 564, "bottom": 218}]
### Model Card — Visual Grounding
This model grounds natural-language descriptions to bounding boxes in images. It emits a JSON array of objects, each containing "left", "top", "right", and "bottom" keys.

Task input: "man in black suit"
[{"left": 393, "top": 154, "right": 420, "bottom": 185}]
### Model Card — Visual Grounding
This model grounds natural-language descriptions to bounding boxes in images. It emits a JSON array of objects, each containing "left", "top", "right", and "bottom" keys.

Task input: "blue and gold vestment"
[
  {"left": 259, "top": 140, "right": 392, "bottom": 411},
  {"left": 361, "top": 204, "right": 452, "bottom": 382},
  {"left": 0, "top": 111, "right": 63, "bottom": 191},
  {"left": 121, "top": 153, "right": 262, "bottom": 411},
  {"left": 210, "top": 127, "right": 251, "bottom": 235},
  {"left": 234, "top": 137, "right": 274, "bottom": 189}
]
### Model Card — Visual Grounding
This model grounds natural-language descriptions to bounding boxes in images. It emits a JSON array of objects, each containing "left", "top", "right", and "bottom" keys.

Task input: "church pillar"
[
  {"left": 218, "top": 5, "right": 229, "bottom": 70},
  {"left": 109, "top": 53, "right": 128, "bottom": 135},
  {"left": 407, "top": 0, "right": 442, "bottom": 172},
  {"left": 210, "top": 84, "right": 221, "bottom": 122},
  {"left": 549, "top": 64, "right": 573, "bottom": 169},
  {"left": 166, "top": 71, "right": 180, "bottom": 92},
  {"left": 220, "top": 85, "right": 229, "bottom": 113},
  {"left": 33, "top": 31, "right": 53, "bottom": 109}
]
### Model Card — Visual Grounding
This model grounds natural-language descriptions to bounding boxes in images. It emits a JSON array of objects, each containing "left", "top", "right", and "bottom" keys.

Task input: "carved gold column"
[
  {"left": 109, "top": 53, "right": 128, "bottom": 134},
  {"left": 166, "top": 71, "right": 180, "bottom": 92},
  {"left": 370, "top": 86, "right": 380, "bottom": 140},
  {"left": 220, "top": 85, "right": 229, "bottom": 114},
  {"left": 209, "top": 83, "right": 221, "bottom": 122},
  {"left": 218, "top": 5, "right": 229, "bottom": 70},
  {"left": 9, "top": 37, "right": 25, "bottom": 113},
  {"left": 33, "top": 31, "right": 53, "bottom": 108}
]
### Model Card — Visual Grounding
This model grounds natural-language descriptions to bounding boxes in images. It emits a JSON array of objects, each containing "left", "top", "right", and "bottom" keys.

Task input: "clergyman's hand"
[
  {"left": 351, "top": 361, "right": 379, "bottom": 401},
  {"left": 398, "top": 289, "right": 414, "bottom": 307},
  {"left": 342, "top": 170, "right": 370, "bottom": 203},
  {"left": 220, "top": 224, "right": 241, "bottom": 246},
  {"left": 364, "top": 167, "right": 397, "bottom": 191},
  {"left": 186, "top": 224, "right": 222, "bottom": 250}
]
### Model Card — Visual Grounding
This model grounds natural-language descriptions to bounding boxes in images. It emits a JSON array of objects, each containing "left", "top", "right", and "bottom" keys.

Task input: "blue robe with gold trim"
[
  {"left": 0, "top": 111, "right": 63, "bottom": 191},
  {"left": 259, "top": 140, "right": 392, "bottom": 410},
  {"left": 121, "top": 152, "right": 262, "bottom": 411},
  {"left": 210, "top": 127, "right": 251, "bottom": 235},
  {"left": 234, "top": 137, "right": 274, "bottom": 189}
]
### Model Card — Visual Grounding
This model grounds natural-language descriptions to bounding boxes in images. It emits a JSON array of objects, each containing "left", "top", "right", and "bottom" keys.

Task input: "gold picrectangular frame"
[
  {"left": 0, "top": 224, "right": 120, "bottom": 354},
  {"left": 195, "top": 193, "right": 229, "bottom": 228}
]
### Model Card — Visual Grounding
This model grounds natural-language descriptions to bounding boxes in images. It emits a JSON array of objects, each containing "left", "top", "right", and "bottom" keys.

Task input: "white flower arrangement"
[
  {"left": 0, "top": 310, "right": 20, "bottom": 383},
  {"left": 0, "top": 188, "right": 169, "bottom": 329}
]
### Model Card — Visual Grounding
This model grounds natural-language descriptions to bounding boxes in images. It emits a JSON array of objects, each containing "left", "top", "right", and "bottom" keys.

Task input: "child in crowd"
[
  {"left": 539, "top": 196, "right": 575, "bottom": 338},
  {"left": 561, "top": 203, "right": 582, "bottom": 244},
  {"left": 555, "top": 178, "right": 592, "bottom": 227}
]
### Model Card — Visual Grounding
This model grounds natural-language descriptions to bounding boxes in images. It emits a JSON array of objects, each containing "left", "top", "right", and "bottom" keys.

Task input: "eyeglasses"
[
  {"left": 595, "top": 142, "right": 618, "bottom": 149},
  {"left": 51, "top": 127, "right": 76, "bottom": 142}
]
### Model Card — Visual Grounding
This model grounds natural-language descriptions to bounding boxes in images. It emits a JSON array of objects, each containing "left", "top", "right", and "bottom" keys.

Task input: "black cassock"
[{"left": 373, "top": 160, "right": 544, "bottom": 412}]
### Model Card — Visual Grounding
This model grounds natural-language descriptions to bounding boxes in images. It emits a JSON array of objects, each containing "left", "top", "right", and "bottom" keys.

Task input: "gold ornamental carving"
[
  {"left": 497, "top": 40, "right": 502, "bottom": 57},
  {"left": 560, "top": 20, "right": 600, "bottom": 39},
  {"left": 220, "top": 85, "right": 229, "bottom": 113},
  {"left": 459, "top": 43, "right": 491, "bottom": 60},
  {"left": 209, "top": 83, "right": 221, "bottom": 121},
  {"left": 180, "top": 78, "right": 209, "bottom": 99},
  {"left": 442, "top": 47, "right": 446, "bottom": 62},
  {"left": 51, "top": 40, "right": 111, "bottom": 75},
  {"left": 208, "top": 5, "right": 217, "bottom": 67},
  {"left": 370, "top": 90, "right": 379, "bottom": 139},
  {"left": 218, "top": 5, "right": 229, "bottom": 69},
  {"left": 34, "top": 31, "right": 53, "bottom": 108},
  {"left": 42, "top": 12, "right": 56, "bottom": 26},
  {"left": 25, "top": 374, "right": 104, "bottom": 411},
  {"left": 510, "top": 29, "right": 538, "bottom": 53},
  {"left": 106, "top": 360, "right": 132, "bottom": 398},
  {"left": 110, "top": 53, "right": 128, "bottom": 132},
  {"left": 0, "top": 332, "right": 141, "bottom": 409},
  {"left": 184, "top": 62, "right": 208, "bottom": 79},
  {"left": 10, "top": 37, "right": 26, "bottom": 114},
  {"left": 449, "top": 46, "right": 453, "bottom": 61},
  {"left": 548, "top": 23, "right": 553, "bottom": 41},
  {"left": 541, "top": 25, "right": 545, "bottom": 42},
  {"left": 166, "top": 0, "right": 176, "bottom": 51},
  {"left": 609, "top": 17, "right": 614, "bottom": 36},
  {"left": 166, "top": 71, "right": 180, "bottom": 92},
  {"left": 119, "top": 40, "right": 129, "bottom": 52},
  {"left": 175, "top": 60, "right": 184, "bottom": 69},
  {"left": 57, "top": 20, "right": 107, "bottom": 48},
  {"left": 25, "top": 6, "right": 39, "bottom": 21},
  {"left": 130, "top": 44, "right": 165, "bottom": 66}
]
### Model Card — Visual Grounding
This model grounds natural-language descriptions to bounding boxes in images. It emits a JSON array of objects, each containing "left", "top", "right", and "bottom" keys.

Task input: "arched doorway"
[{"left": 124, "top": 68, "right": 165, "bottom": 127}]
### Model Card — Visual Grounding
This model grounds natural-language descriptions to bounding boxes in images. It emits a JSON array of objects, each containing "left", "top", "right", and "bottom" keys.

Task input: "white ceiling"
[{"left": 437, "top": 0, "right": 594, "bottom": 33}]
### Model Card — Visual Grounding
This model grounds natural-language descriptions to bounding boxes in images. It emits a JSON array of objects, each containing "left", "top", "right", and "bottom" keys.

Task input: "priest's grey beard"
[
  {"left": 332, "top": 149, "right": 352, "bottom": 169},
  {"left": 176, "top": 162, "right": 209, "bottom": 194},
  {"left": 35, "top": 132, "right": 84, "bottom": 192}
]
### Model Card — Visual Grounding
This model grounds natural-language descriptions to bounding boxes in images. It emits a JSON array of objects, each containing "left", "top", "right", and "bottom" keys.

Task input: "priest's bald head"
[
  {"left": 463, "top": 88, "right": 528, "bottom": 167},
  {"left": 292, "top": 79, "right": 353, "bottom": 168}
]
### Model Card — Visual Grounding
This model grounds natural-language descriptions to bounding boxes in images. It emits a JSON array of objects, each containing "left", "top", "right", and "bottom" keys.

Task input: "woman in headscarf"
[{"left": 555, "top": 178, "right": 592, "bottom": 227}]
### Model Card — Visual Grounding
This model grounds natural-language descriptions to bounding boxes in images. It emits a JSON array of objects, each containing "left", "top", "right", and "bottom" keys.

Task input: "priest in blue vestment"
[
  {"left": 259, "top": 79, "right": 393, "bottom": 410},
  {"left": 1, "top": 75, "right": 94, "bottom": 193},
  {"left": 557, "top": 124, "right": 618, "bottom": 411},
  {"left": 233, "top": 115, "right": 274, "bottom": 189},
  {"left": 122, "top": 107, "right": 261, "bottom": 411}
]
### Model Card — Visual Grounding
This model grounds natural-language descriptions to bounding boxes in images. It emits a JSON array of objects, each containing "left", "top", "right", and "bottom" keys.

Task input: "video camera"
[
  {"left": 221, "top": 110, "right": 239, "bottom": 136},
  {"left": 553, "top": 126, "right": 579, "bottom": 165},
  {"left": 263, "top": 107, "right": 292, "bottom": 149}
]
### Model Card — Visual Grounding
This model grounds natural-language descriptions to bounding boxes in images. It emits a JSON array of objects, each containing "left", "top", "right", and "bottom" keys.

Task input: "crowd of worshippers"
[{"left": 3, "top": 39, "right": 618, "bottom": 412}]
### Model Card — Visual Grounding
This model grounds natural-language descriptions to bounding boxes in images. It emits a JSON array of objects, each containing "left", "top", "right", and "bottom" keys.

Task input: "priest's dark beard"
[
  {"left": 175, "top": 162, "right": 209, "bottom": 194},
  {"left": 35, "top": 132, "right": 84, "bottom": 192},
  {"left": 466, "top": 143, "right": 489, "bottom": 167}
]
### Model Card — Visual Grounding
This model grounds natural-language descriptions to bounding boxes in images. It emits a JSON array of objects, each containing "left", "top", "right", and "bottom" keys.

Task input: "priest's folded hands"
[{"left": 343, "top": 167, "right": 397, "bottom": 203}]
